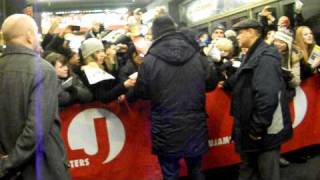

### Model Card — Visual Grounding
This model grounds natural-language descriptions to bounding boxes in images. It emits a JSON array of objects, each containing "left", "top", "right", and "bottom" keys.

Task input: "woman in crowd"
[
  {"left": 80, "top": 38, "right": 135, "bottom": 103},
  {"left": 68, "top": 51, "right": 82, "bottom": 76},
  {"left": 203, "top": 24, "right": 225, "bottom": 56},
  {"left": 68, "top": 51, "right": 81, "bottom": 66},
  {"left": 118, "top": 46, "right": 142, "bottom": 83},
  {"left": 273, "top": 28, "right": 320, "bottom": 165},
  {"left": 103, "top": 42, "right": 119, "bottom": 78},
  {"left": 206, "top": 38, "right": 239, "bottom": 82},
  {"left": 273, "top": 30, "right": 302, "bottom": 89},
  {"left": 118, "top": 45, "right": 143, "bottom": 102},
  {"left": 114, "top": 35, "right": 135, "bottom": 69},
  {"left": 294, "top": 26, "right": 320, "bottom": 79},
  {"left": 45, "top": 52, "right": 93, "bottom": 109},
  {"left": 225, "top": 29, "right": 240, "bottom": 57}
]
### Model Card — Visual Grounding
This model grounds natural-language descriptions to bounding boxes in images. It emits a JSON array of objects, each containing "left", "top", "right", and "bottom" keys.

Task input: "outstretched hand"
[
  {"left": 311, "top": 57, "right": 320, "bottom": 69},
  {"left": 124, "top": 79, "right": 136, "bottom": 88}
]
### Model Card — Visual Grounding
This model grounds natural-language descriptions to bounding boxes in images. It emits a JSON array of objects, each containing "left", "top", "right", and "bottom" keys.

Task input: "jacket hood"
[{"left": 147, "top": 32, "right": 197, "bottom": 66}]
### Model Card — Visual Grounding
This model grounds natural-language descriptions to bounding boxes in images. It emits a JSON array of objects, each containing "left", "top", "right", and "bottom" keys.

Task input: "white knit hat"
[
  {"left": 274, "top": 31, "right": 293, "bottom": 68},
  {"left": 80, "top": 38, "right": 104, "bottom": 59}
]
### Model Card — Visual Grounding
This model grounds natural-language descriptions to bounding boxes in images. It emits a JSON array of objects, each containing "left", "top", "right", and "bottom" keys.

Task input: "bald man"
[{"left": 0, "top": 14, "right": 70, "bottom": 180}]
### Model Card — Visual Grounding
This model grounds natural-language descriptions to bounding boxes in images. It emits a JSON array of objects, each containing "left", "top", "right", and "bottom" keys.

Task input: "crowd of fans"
[
  {"left": 200, "top": 6, "right": 319, "bottom": 94},
  {"left": 1, "top": 0, "right": 319, "bottom": 174},
  {"left": 26, "top": 4, "right": 320, "bottom": 165},
  {"left": 19, "top": 1, "right": 319, "bottom": 162},
  {"left": 29, "top": 6, "right": 168, "bottom": 109}
]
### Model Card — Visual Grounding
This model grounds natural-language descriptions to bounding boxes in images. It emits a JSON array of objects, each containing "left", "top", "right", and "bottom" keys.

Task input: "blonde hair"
[
  {"left": 224, "top": 30, "right": 237, "bottom": 38},
  {"left": 85, "top": 55, "right": 96, "bottom": 64},
  {"left": 294, "top": 26, "right": 315, "bottom": 63},
  {"left": 84, "top": 53, "right": 104, "bottom": 69},
  {"left": 215, "top": 38, "right": 233, "bottom": 55}
]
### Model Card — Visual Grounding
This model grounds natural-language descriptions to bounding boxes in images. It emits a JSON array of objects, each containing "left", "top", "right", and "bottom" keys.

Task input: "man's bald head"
[{"left": 1, "top": 14, "right": 38, "bottom": 46}]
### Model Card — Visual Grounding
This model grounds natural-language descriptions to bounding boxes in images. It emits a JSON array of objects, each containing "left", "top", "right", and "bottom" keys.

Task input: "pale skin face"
[
  {"left": 105, "top": 45, "right": 117, "bottom": 58},
  {"left": 92, "top": 23, "right": 100, "bottom": 33},
  {"left": 212, "top": 29, "right": 224, "bottom": 40},
  {"left": 273, "top": 39, "right": 288, "bottom": 54},
  {"left": 55, "top": 61, "right": 69, "bottom": 79},
  {"left": 302, "top": 27, "right": 314, "bottom": 45},
  {"left": 69, "top": 53, "right": 80, "bottom": 65},
  {"left": 133, "top": 52, "right": 143, "bottom": 65},
  {"left": 95, "top": 50, "right": 106, "bottom": 65},
  {"left": 278, "top": 16, "right": 289, "bottom": 28},
  {"left": 217, "top": 47, "right": 231, "bottom": 58}
]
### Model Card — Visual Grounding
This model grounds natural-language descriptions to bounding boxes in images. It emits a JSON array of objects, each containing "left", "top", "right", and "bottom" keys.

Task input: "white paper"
[
  {"left": 232, "top": 61, "right": 241, "bottom": 68},
  {"left": 308, "top": 45, "right": 320, "bottom": 65},
  {"left": 84, "top": 68, "right": 115, "bottom": 85},
  {"left": 61, "top": 77, "right": 73, "bottom": 89},
  {"left": 295, "top": 0, "right": 304, "bottom": 10},
  {"left": 129, "top": 72, "right": 138, "bottom": 80},
  {"left": 208, "top": 46, "right": 221, "bottom": 62}
]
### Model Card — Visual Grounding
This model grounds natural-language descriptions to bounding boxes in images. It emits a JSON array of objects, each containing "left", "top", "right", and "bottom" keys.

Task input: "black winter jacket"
[
  {"left": 133, "top": 31, "right": 219, "bottom": 157},
  {"left": 224, "top": 38, "right": 293, "bottom": 152},
  {"left": 118, "top": 59, "right": 139, "bottom": 102},
  {"left": 58, "top": 73, "right": 93, "bottom": 109},
  {"left": 43, "top": 35, "right": 72, "bottom": 59},
  {"left": 80, "top": 68, "right": 127, "bottom": 103}
]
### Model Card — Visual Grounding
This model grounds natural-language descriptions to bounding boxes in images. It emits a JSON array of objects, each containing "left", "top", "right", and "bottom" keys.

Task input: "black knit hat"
[
  {"left": 114, "top": 35, "right": 133, "bottom": 46},
  {"left": 152, "top": 15, "right": 177, "bottom": 40}
]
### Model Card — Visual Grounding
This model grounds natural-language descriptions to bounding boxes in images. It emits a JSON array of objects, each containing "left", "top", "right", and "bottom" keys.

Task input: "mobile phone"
[{"left": 129, "top": 72, "right": 138, "bottom": 80}]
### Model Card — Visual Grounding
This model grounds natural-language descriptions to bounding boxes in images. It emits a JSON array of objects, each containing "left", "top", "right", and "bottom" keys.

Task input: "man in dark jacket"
[
  {"left": 133, "top": 16, "right": 219, "bottom": 180},
  {"left": 0, "top": 14, "right": 70, "bottom": 180},
  {"left": 223, "top": 19, "right": 293, "bottom": 180}
]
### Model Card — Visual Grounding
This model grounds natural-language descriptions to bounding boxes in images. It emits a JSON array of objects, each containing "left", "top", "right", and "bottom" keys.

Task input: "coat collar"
[
  {"left": 239, "top": 38, "right": 268, "bottom": 71},
  {"left": 2, "top": 44, "right": 38, "bottom": 57}
]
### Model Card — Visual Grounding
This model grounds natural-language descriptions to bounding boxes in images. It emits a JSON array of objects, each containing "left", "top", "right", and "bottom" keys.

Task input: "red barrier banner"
[{"left": 60, "top": 76, "right": 320, "bottom": 180}]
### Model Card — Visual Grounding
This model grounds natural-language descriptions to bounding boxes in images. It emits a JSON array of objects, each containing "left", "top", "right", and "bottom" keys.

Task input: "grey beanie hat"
[
  {"left": 274, "top": 30, "right": 293, "bottom": 69},
  {"left": 80, "top": 38, "right": 104, "bottom": 59}
]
